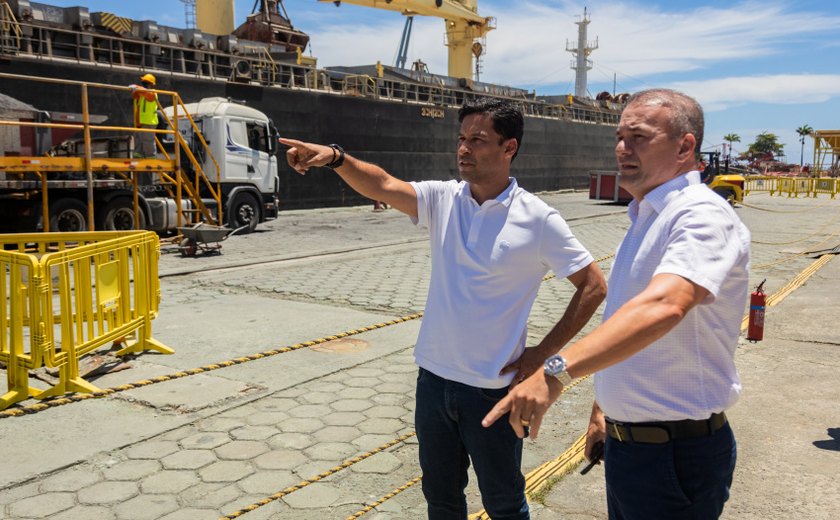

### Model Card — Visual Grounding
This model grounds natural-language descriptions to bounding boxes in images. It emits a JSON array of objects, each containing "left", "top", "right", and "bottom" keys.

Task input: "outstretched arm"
[{"left": 279, "top": 138, "right": 418, "bottom": 218}]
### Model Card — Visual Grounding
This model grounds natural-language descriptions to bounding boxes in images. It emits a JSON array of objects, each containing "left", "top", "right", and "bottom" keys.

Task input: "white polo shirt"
[
  {"left": 410, "top": 178, "right": 594, "bottom": 388},
  {"left": 594, "top": 171, "right": 751, "bottom": 422}
]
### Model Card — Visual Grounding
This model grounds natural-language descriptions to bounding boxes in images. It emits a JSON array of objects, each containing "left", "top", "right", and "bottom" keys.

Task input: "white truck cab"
[{"left": 163, "top": 98, "right": 280, "bottom": 232}]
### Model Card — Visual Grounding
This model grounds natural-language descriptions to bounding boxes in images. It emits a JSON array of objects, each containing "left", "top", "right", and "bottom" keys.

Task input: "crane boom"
[{"left": 321, "top": 0, "right": 495, "bottom": 80}]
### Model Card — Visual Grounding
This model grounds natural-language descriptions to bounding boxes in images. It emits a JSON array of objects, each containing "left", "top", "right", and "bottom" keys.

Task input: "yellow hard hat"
[{"left": 140, "top": 73, "right": 156, "bottom": 86}]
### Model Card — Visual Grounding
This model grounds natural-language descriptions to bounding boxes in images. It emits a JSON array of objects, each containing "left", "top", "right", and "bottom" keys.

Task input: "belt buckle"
[{"left": 611, "top": 421, "right": 624, "bottom": 442}]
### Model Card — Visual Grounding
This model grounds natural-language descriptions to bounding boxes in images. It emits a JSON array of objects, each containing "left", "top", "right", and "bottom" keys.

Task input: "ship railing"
[
  {"left": 3, "top": 17, "right": 621, "bottom": 126},
  {"left": 0, "top": 72, "right": 221, "bottom": 232},
  {"left": 0, "top": 0, "right": 22, "bottom": 53}
]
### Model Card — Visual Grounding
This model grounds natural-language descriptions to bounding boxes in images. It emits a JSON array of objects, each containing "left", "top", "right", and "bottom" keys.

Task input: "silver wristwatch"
[{"left": 544, "top": 354, "right": 572, "bottom": 386}]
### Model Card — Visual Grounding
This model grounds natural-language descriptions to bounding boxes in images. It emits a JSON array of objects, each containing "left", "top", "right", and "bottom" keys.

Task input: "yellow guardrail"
[
  {"left": 0, "top": 231, "right": 172, "bottom": 410},
  {"left": 744, "top": 176, "right": 839, "bottom": 198}
]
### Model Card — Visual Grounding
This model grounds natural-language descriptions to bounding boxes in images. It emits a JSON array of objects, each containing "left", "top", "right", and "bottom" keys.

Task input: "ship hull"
[{"left": 0, "top": 58, "right": 618, "bottom": 209}]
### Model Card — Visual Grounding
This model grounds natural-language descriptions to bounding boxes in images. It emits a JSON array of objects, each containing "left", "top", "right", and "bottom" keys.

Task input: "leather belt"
[{"left": 606, "top": 412, "right": 727, "bottom": 444}]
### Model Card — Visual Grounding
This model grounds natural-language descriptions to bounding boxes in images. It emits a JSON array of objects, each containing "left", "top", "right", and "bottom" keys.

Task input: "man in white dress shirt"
[
  {"left": 484, "top": 89, "right": 750, "bottom": 519},
  {"left": 280, "top": 98, "right": 606, "bottom": 519}
]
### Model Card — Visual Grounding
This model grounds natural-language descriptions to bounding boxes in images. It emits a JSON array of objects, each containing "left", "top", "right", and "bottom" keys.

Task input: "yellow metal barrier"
[
  {"left": 0, "top": 231, "right": 172, "bottom": 409},
  {"left": 744, "top": 176, "right": 776, "bottom": 196},
  {"left": 811, "top": 178, "right": 838, "bottom": 199}
]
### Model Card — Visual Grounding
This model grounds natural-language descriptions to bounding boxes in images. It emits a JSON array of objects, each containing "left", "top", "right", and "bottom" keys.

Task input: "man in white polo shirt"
[
  {"left": 484, "top": 89, "right": 750, "bottom": 519},
  {"left": 280, "top": 98, "right": 606, "bottom": 520}
]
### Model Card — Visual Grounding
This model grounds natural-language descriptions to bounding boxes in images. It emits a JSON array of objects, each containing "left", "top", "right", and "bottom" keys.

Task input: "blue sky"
[{"left": 49, "top": 0, "right": 839, "bottom": 165}]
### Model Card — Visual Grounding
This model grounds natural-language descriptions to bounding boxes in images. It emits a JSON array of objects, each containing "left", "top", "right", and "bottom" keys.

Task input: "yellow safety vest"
[{"left": 134, "top": 93, "right": 159, "bottom": 126}]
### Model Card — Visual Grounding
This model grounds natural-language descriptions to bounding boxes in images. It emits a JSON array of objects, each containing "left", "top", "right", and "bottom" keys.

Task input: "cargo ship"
[{"left": 0, "top": 0, "right": 624, "bottom": 209}]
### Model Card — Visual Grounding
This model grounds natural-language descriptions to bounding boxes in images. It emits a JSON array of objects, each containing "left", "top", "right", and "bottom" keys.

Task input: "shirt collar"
[
  {"left": 628, "top": 170, "right": 701, "bottom": 220},
  {"left": 461, "top": 177, "right": 517, "bottom": 208}
]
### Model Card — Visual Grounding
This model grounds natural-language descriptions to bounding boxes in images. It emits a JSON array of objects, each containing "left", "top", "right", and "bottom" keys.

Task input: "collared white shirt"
[
  {"left": 595, "top": 171, "right": 750, "bottom": 422},
  {"left": 410, "top": 178, "right": 594, "bottom": 388}
]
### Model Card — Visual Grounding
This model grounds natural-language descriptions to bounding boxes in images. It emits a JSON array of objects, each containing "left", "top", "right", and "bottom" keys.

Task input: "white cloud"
[
  {"left": 665, "top": 74, "right": 840, "bottom": 111},
  {"left": 304, "top": 0, "right": 840, "bottom": 93}
]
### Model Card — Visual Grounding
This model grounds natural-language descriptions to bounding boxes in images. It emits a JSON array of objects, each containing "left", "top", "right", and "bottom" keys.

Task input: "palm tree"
[
  {"left": 723, "top": 133, "right": 740, "bottom": 164},
  {"left": 796, "top": 124, "right": 814, "bottom": 169}
]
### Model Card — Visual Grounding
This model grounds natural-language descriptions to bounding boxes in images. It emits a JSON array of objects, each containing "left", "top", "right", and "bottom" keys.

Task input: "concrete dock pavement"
[{"left": 1, "top": 191, "right": 838, "bottom": 519}]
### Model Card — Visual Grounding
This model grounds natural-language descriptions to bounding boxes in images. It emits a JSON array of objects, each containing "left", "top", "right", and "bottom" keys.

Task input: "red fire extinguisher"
[{"left": 747, "top": 279, "right": 766, "bottom": 342}]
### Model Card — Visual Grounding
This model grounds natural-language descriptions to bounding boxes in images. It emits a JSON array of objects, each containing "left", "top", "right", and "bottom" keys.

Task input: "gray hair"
[{"left": 625, "top": 89, "right": 704, "bottom": 154}]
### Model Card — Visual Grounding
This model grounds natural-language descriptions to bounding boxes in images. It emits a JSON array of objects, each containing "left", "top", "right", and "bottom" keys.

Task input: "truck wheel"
[
  {"left": 98, "top": 198, "right": 146, "bottom": 230},
  {"left": 49, "top": 198, "right": 88, "bottom": 232},
  {"left": 714, "top": 187, "right": 736, "bottom": 206},
  {"left": 227, "top": 192, "right": 260, "bottom": 233}
]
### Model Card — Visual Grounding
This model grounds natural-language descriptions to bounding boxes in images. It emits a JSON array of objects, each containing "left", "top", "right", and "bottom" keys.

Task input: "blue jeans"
[
  {"left": 415, "top": 368, "right": 529, "bottom": 520},
  {"left": 605, "top": 421, "right": 736, "bottom": 519}
]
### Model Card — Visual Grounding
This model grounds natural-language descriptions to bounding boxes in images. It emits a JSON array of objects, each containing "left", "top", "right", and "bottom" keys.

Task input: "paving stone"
[
  {"left": 7, "top": 492, "right": 75, "bottom": 518},
  {"left": 346, "top": 367, "right": 385, "bottom": 378},
  {"left": 338, "top": 387, "right": 377, "bottom": 399},
  {"left": 331, "top": 399, "right": 374, "bottom": 412},
  {"left": 244, "top": 411, "right": 289, "bottom": 426},
  {"left": 384, "top": 363, "right": 420, "bottom": 374},
  {"left": 180, "top": 432, "right": 231, "bottom": 450},
  {"left": 230, "top": 425, "right": 278, "bottom": 441},
  {"left": 281, "top": 483, "right": 341, "bottom": 509},
  {"left": 0, "top": 481, "right": 40, "bottom": 506},
  {"left": 350, "top": 453, "right": 403, "bottom": 474},
  {"left": 253, "top": 449, "right": 309, "bottom": 471},
  {"left": 214, "top": 440, "right": 269, "bottom": 461},
  {"left": 50, "top": 505, "right": 116, "bottom": 520},
  {"left": 371, "top": 393, "right": 411, "bottom": 406},
  {"left": 267, "top": 432, "right": 316, "bottom": 450},
  {"left": 217, "top": 406, "right": 254, "bottom": 418},
  {"left": 198, "top": 461, "right": 254, "bottom": 483},
  {"left": 158, "top": 426, "right": 198, "bottom": 442},
  {"left": 197, "top": 417, "right": 243, "bottom": 432},
  {"left": 313, "top": 425, "right": 361, "bottom": 443},
  {"left": 123, "top": 441, "right": 180, "bottom": 460},
  {"left": 352, "top": 434, "right": 403, "bottom": 452},
  {"left": 322, "top": 411, "right": 366, "bottom": 426},
  {"left": 298, "top": 391, "right": 336, "bottom": 405},
  {"left": 287, "top": 404, "right": 332, "bottom": 418},
  {"left": 39, "top": 466, "right": 103, "bottom": 492},
  {"left": 278, "top": 387, "right": 306, "bottom": 398},
  {"left": 358, "top": 418, "right": 406, "bottom": 434},
  {"left": 311, "top": 382, "right": 346, "bottom": 393},
  {"left": 113, "top": 493, "right": 179, "bottom": 520},
  {"left": 158, "top": 508, "right": 219, "bottom": 520},
  {"left": 236, "top": 470, "right": 298, "bottom": 495},
  {"left": 277, "top": 417, "right": 324, "bottom": 433},
  {"left": 101, "top": 460, "right": 161, "bottom": 481},
  {"left": 254, "top": 398, "right": 298, "bottom": 412},
  {"left": 161, "top": 449, "right": 217, "bottom": 470},
  {"left": 364, "top": 405, "right": 410, "bottom": 419},
  {"left": 141, "top": 470, "right": 199, "bottom": 494},
  {"left": 374, "top": 382, "right": 413, "bottom": 394},
  {"left": 77, "top": 481, "right": 138, "bottom": 505},
  {"left": 178, "top": 482, "right": 239, "bottom": 509},
  {"left": 344, "top": 377, "right": 381, "bottom": 388},
  {"left": 304, "top": 442, "right": 357, "bottom": 461}
]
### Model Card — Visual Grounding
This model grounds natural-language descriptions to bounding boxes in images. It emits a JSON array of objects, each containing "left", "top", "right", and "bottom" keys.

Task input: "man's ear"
[
  {"left": 504, "top": 138, "right": 518, "bottom": 158},
  {"left": 678, "top": 133, "right": 696, "bottom": 161}
]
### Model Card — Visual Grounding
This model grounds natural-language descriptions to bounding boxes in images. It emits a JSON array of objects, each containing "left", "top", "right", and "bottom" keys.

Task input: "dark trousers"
[
  {"left": 415, "top": 368, "right": 529, "bottom": 520},
  {"left": 605, "top": 421, "right": 736, "bottom": 519}
]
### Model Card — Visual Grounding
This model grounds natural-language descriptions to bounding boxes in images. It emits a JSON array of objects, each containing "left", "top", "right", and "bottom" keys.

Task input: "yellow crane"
[{"left": 322, "top": 0, "right": 495, "bottom": 80}]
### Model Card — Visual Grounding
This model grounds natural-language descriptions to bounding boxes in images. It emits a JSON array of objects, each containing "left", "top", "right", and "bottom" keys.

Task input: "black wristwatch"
[
  {"left": 544, "top": 354, "right": 572, "bottom": 386},
  {"left": 326, "top": 143, "right": 345, "bottom": 169}
]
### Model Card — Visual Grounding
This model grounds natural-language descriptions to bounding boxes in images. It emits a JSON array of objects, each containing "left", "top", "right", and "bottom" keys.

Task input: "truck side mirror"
[{"left": 268, "top": 121, "right": 279, "bottom": 155}]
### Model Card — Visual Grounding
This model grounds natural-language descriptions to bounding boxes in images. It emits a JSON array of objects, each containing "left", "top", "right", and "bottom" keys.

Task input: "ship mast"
[{"left": 566, "top": 8, "right": 598, "bottom": 99}]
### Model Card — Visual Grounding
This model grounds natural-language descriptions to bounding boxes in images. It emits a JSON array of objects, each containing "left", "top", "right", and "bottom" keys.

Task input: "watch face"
[{"left": 546, "top": 355, "right": 566, "bottom": 375}]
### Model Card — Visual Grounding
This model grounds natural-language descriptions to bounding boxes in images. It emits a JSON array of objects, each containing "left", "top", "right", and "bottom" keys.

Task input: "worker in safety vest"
[{"left": 130, "top": 73, "right": 159, "bottom": 158}]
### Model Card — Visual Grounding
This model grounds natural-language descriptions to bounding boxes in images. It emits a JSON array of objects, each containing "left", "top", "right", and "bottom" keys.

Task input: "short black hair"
[{"left": 458, "top": 98, "right": 524, "bottom": 161}]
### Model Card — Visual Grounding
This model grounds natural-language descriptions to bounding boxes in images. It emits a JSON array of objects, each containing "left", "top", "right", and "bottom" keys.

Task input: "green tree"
[
  {"left": 747, "top": 132, "right": 784, "bottom": 159},
  {"left": 795, "top": 124, "right": 814, "bottom": 168},
  {"left": 723, "top": 133, "right": 740, "bottom": 162}
]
